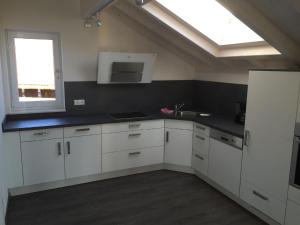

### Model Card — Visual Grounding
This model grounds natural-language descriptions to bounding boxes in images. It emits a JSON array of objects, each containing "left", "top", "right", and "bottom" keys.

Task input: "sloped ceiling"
[
  {"left": 106, "top": 0, "right": 300, "bottom": 70},
  {"left": 248, "top": 0, "right": 300, "bottom": 46}
]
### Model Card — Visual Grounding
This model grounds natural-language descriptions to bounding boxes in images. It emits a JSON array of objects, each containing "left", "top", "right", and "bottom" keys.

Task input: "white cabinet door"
[
  {"left": 285, "top": 200, "right": 300, "bottom": 225},
  {"left": 208, "top": 138, "right": 242, "bottom": 196},
  {"left": 22, "top": 139, "right": 65, "bottom": 186},
  {"left": 242, "top": 71, "right": 300, "bottom": 202},
  {"left": 165, "top": 128, "right": 193, "bottom": 167},
  {"left": 64, "top": 135, "right": 101, "bottom": 179},
  {"left": 242, "top": 71, "right": 300, "bottom": 224}
]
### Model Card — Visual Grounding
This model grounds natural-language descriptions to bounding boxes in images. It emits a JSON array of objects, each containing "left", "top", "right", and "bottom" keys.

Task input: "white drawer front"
[
  {"left": 193, "top": 132, "right": 209, "bottom": 156},
  {"left": 64, "top": 125, "right": 101, "bottom": 138},
  {"left": 194, "top": 123, "right": 210, "bottom": 136},
  {"left": 192, "top": 151, "right": 208, "bottom": 176},
  {"left": 240, "top": 180, "right": 286, "bottom": 224},
  {"left": 165, "top": 120, "right": 193, "bottom": 130},
  {"left": 102, "top": 128, "right": 164, "bottom": 153},
  {"left": 102, "top": 120, "right": 164, "bottom": 133},
  {"left": 102, "top": 146, "right": 164, "bottom": 172},
  {"left": 21, "top": 128, "right": 63, "bottom": 142}
]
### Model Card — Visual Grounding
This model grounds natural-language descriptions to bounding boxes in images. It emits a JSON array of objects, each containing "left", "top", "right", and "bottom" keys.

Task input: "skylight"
[{"left": 155, "top": 0, "right": 264, "bottom": 46}]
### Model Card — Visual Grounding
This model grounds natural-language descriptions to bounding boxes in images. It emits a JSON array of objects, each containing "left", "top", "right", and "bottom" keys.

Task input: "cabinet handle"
[
  {"left": 57, "top": 142, "right": 62, "bottom": 156},
  {"left": 75, "top": 128, "right": 90, "bottom": 132},
  {"left": 195, "top": 154, "right": 204, "bottom": 160},
  {"left": 244, "top": 130, "right": 250, "bottom": 147},
  {"left": 128, "top": 133, "right": 141, "bottom": 138},
  {"left": 34, "top": 131, "right": 48, "bottom": 136},
  {"left": 129, "top": 124, "right": 141, "bottom": 129},
  {"left": 252, "top": 190, "right": 269, "bottom": 201},
  {"left": 66, "top": 141, "right": 71, "bottom": 155},
  {"left": 196, "top": 125, "right": 205, "bottom": 131},
  {"left": 166, "top": 131, "right": 169, "bottom": 143},
  {"left": 195, "top": 135, "right": 205, "bottom": 141},
  {"left": 129, "top": 151, "right": 141, "bottom": 156}
]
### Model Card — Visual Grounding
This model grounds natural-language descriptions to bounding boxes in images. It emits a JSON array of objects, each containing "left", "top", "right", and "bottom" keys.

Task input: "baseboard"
[
  {"left": 9, "top": 164, "right": 164, "bottom": 196},
  {"left": 163, "top": 163, "right": 194, "bottom": 174}
]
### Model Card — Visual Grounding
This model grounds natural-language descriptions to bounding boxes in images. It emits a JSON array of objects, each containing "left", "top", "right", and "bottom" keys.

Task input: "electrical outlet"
[{"left": 74, "top": 99, "right": 85, "bottom": 106}]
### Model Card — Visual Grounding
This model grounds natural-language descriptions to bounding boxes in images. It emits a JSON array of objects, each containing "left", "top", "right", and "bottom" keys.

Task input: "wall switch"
[{"left": 74, "top": 99, "right": 85, "bottom": 106}]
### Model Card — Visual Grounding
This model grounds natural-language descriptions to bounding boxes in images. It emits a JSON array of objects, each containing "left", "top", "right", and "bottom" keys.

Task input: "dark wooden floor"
[{"left": 7, "top": 170, "right": 266, "bottom": 225}]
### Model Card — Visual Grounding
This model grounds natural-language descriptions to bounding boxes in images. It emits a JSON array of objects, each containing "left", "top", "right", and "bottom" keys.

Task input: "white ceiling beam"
[{"left": 80, "top": 0, "right": 115, "bottom": 19}]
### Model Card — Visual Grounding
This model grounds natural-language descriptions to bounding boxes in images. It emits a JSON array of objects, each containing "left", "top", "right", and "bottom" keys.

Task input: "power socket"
[{"left": 74, "top": 99, "right": 85, "bottom": 106}]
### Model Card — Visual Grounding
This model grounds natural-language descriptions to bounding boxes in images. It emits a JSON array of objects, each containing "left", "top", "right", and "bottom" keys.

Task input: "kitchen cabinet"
[
  {"left": 63, "top": 125, "right": 101, "bottom": 179},
  {"left": 165, "top": 120, "right": 193, "bottom": 167},
  {"left": 241, "top": 70, "right": 300, "bottom": 224},
  {"left": 285, "top": 200, "right": 300, "bottom": 225},
  {"left": 3, "top": 132, "right": 23, "bottom": 188},
  {"left": 102, "top": 120, "right": 164, "bottom": 172},
  {"left": 21, "top": 125, "right": 102, "bottom": 186},
  {"left": 64, "top": 135, "right": 101, "bottom": 179},
  {"left": 22, "top": 139, "right": 65, "bottom": 186},
  {"left": 102, "top": 129, "right": 164, "bottom": 153},
  {"left": 208, "top": 137, "right": 242, "bottom": 196},
  {"left": 192, "top": 123, "right": 210, "bottom": 175},
  {"left": 102, "top": 147, "right": 164, "bottom": 172}
]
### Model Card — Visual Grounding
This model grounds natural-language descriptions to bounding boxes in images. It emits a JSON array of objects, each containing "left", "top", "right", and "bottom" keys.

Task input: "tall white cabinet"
[{"left": 241, "top": 70, "right": 300, "bottom": 224}]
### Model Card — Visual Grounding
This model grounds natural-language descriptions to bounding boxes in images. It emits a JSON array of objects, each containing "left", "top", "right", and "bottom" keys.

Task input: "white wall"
[
  {"left": 0, "top": 45, "right": 8, "bottom": 225},
  {"left": 98, "top": 9, "right": 195, "bottom": 81},
  {"left": 195, "top": 70, "right": 249, "bottom": 85},
  {"left": 0, "top": 0, "right": 195, "bottom": 83}
]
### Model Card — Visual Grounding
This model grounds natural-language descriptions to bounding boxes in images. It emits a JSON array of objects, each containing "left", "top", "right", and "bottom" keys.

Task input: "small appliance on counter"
[{"left": 235, "top": 101, "right": 246, "bottom": 125}]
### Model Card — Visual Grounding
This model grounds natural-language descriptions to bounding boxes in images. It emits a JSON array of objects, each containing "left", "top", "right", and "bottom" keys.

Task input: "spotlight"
[
  {"left": 84, "top": 19, "right": 93, "bottom": 28},
  {"left": 96, "top": 19, "right": 102, "bottom": 27},
  {"left": 136, "top": 0, "right": 144, "bottom": 6}
]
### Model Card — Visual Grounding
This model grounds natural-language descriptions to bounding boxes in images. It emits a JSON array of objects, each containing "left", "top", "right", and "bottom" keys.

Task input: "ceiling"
[
  {"left": 107, "top": 0, "right": 300, "bottom": 71},
  {"left": 249, "top": 0, "right": 300, "bottom": 46}
]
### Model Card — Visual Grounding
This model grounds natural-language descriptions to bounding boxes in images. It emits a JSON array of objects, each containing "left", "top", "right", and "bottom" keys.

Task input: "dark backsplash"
[
  {"left": 64, "top": 80, "right": 247, "bottom": 117},
  {"left": 193, "top": 81, "right": 248, "bottom": 116}
]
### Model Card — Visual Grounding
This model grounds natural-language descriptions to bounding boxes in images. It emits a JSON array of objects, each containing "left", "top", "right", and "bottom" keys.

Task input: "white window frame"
[{"left": 6, "top": 30, "right": 65, "bottom": 113}]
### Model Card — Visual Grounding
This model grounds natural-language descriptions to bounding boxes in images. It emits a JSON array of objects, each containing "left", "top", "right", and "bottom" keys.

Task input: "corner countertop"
[{"left": 2, "top": 112, "right": 245, "bottom": 138}]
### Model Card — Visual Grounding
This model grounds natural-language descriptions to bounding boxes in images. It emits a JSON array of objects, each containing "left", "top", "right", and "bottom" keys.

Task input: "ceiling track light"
[
  {"left": 84, "top": 12, "right": 102, "bottom": 28},
  {"left": 136, "top": 0, "right": 145, "bottom": 6}
]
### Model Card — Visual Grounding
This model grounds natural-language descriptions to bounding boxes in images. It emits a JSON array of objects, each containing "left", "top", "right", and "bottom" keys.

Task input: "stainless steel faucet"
[{"left": 174, "top": 103, "right": 185, "bottom": 115}]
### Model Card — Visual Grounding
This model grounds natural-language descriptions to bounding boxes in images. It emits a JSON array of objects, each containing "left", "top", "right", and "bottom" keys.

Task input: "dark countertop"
[{"left": 2, "top": 112, "right": 245, "bottom": 138}]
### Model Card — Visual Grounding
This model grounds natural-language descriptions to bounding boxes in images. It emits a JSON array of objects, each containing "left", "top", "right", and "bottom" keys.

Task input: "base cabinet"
[
  {"left": 285, "top": 200, "right": 300, "bottom": 225},
  {"left": 64, "top": 135, "right": 101, "bottom": 179},
  {"left": 22, "top": 139, "right": 65, "bottom": 186},
  {"left": 102, "top": 147, "right": 164, "bottom": 172},
  {"left": 191, "top": 152, "right": 208, "bottom": 175},
  {"left": 165, "top": 125, "right": 193, "bottom": 167},
  {"left": 240, "top": 180, "right": 286, "bottom": 224}
]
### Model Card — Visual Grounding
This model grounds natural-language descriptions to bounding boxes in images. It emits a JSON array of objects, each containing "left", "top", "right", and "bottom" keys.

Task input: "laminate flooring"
[{"left": 7, "top": 170, "right": 267, "bottom": 225}]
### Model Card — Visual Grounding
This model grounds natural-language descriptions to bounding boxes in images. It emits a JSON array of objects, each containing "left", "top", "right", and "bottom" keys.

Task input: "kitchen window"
[{"left": 6, "top": 30, "right": 65, "bottom": 113}]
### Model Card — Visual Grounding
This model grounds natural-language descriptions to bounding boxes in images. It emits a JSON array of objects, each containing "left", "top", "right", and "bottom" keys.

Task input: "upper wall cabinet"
[
  {"left": 241, "top": 70, "right": 300, "bottom": 224},
  {"left": 97, "top": 52, "right": 157, "bottom": 84}
]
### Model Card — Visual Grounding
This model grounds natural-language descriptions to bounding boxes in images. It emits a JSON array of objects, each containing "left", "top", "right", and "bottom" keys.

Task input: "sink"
[{"left": 176, "top": 111, "right": 211, "bottom": 118}]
